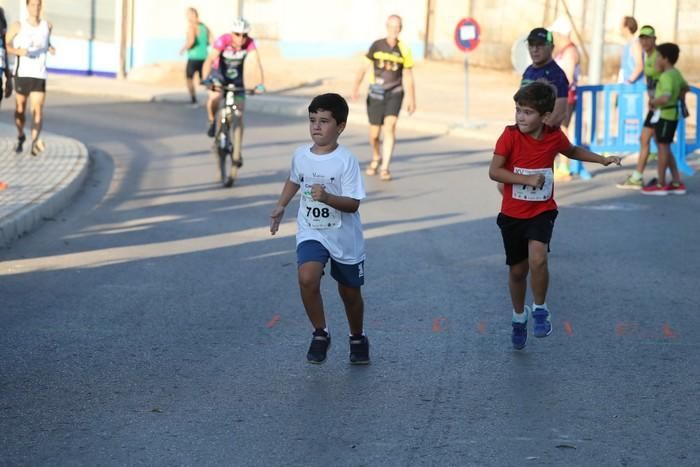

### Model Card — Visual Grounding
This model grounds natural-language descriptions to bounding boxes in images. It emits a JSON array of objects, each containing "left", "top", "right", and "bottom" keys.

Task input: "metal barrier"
[{"left": 571, "top": 83, "right": 699, "bottom": 176}]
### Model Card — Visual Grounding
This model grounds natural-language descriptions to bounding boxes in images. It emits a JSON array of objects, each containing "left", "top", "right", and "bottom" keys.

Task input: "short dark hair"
[
  {"left": 656, "top": 42, "right": 680, "bottom": 65},
  {"left": 513, "top": 82, "right": 556, "bottom": 115},
  {"left": 623, "top": 16, "right": 638, "bottom": 34},
  {"left": 308, "top": 93, "right": 349, "bottom": 125}
]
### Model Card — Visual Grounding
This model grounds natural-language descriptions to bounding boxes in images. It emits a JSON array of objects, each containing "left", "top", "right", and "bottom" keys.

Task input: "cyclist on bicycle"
[{"left": 202, "top": 17, "right": 265, "bottom": 167}]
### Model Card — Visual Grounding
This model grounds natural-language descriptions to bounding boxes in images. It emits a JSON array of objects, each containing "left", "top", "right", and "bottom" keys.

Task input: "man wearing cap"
[
  {"left": 521, "top": 27, "right": 569, "bottom": 129},
  {"left": 617, "top": 25, "right": 662, "bottom": 189}
]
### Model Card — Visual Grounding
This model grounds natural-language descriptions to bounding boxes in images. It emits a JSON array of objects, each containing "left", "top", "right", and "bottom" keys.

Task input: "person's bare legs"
[
  {"left": 655, "top": 142, "right": 681, "bottom": 186},
  {"left": 29, "top": 91, "right": 46, "bottom": 148},
  {"left": 186, "top": 77, "right": 196, "bottom": 103},
  {"left": 366, "top": 124, "right": 382, "bottom": 174},
  {"left": 636, "top": 126, "right": 655, "bottom": 174},
  {"left": 508, "top": 259, "right": 529, "bottom": 315},
  {"left": 380, "top": 115, "right": 398, "bottom": 178},
  {"left": 338, "top": 283, "right": 364, "bottom": 336},
  {"left": 14, "top": 92, "right": 27, "bottom": 149},
  {"left": 232, "top": 102, "right": 246, "bottom": 166},
  {"left": 207, "top": 90, "right": 220, "bottom": 123},
  {"left": 528, "top": 240, "right": 549, "bottom": 306},
  {"left": 298, "top": 262, "right": 326, "bottom": 330}
]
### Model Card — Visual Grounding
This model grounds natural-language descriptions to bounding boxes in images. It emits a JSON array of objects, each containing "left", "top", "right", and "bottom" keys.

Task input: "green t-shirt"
[
  {"left": 644, "top": 49, "right": 661, "bottom": 93},
  {"left": 655, "top": 68, "right": 687, "bottom": 121}
]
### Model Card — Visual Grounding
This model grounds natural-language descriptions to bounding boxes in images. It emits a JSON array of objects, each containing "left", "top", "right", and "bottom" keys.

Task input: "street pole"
[
  {"left": 588, "top": 0, "right": 607, "bottom": 85},
  {"left": 463, "top": 55, "right": 469, "bottom": 124}
]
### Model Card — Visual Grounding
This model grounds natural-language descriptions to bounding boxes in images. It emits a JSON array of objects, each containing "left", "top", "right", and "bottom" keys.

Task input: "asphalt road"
[{"left": 1, "top": 93, "right": 699, "bottom": 466}]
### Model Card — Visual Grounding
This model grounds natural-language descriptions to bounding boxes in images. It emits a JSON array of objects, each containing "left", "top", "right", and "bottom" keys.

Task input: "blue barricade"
[{"left": 572, "top": 83, "right": 699, "bottom": 176}]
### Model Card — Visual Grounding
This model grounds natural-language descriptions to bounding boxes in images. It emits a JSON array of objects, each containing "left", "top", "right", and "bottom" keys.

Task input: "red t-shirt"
[{"left": 494, "top": 125, "right": 572, "bottom": 219}]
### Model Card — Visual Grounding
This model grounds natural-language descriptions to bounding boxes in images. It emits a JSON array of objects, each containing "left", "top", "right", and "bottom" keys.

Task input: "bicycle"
[{"left": 206, "top": 82, "right": 259, "bottom": 188}]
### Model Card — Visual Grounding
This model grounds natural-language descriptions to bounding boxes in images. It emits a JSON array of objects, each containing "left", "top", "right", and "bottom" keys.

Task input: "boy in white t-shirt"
[{"left": 270, "top": 93, "right": 369, "bottom": 365}]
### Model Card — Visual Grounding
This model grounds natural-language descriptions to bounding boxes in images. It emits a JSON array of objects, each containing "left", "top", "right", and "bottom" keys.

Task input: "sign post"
[{"left": 454, "top": 18, "right": 481, "bottom": 128}]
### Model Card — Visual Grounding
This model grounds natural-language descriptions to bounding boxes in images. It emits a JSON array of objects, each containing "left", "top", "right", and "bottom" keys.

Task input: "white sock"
[
  {"left": 512, "top": 309, "right": 528, "bottom": 323},
  {"left": 533, "top": 303, "right": 548, "bottom": 311}
]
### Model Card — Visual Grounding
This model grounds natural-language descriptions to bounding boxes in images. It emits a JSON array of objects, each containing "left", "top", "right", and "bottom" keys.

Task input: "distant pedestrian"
[
  {"left": 550, "top": 18, "right": 581, "bottom": 180},
  {"left": 616, "top": 25, "right": 663, "bottom": 189},
  {"left": 6, "top": 0, "right": 55, "bottom": 156},
  {"left": 640, "top": 43, "right": 689, "bottom": 196},
  {"left": 351, "top": 14, "right": 416, "bottom": 181},
  {"left": 489, "top": 82, "right": 620, "bottom": 350},
  {"left": 270, "top": 93, "right": 369, "bottom": 365},
  {"left": 0, "top": 7, "right": 14, "bottom": 106},
  {"left": 179, "top": 7, "right": 211, "bottom": 105},
  {"left": 618, "top": 16, "right": 644, "bottom": 86}
]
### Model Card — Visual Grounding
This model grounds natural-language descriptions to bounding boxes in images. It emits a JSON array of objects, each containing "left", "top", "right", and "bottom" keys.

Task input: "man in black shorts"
[{"left": 352, "top": 14, "right": 416, "bottom": 181}]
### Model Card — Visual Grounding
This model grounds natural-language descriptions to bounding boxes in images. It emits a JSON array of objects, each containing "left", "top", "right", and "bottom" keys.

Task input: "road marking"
[
  {"left": 266, "top": 313, "right": 281, "bottom": 328},
  {"left": 432, "top": 317, "right": 447, "bottom": 333},
  {"left": 615, "top": 322, "right": 639, "bottom": 336},
  {"left": 563, "top": 320, "right": 573, "bottom": 336},
  {"left": 662, "top": 323, "right": 677, "bottom": 338}
]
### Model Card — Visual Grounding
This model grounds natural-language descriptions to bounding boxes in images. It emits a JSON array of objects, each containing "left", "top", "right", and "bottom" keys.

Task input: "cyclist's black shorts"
[{"left": 367, "top": 90, "right": 404, "bottom": 125}]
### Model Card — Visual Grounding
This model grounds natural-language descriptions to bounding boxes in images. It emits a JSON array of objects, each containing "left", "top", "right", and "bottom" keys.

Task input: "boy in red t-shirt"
[{"left": 489, "top": 82, "right": 620, "bottom": 350}]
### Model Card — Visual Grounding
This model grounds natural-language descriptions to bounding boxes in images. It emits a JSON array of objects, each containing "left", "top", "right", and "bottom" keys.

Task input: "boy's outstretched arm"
[
  {"left": 489, "top": 154, "right": 545, "bottom": 189},
  {"left": 270, "top": 179, "right": 300, "bottom": 235},
  {"left": 311, "top": 185, "right": 360, "bottom": 213},
  {"left": 561, "top": 145, "right": 621, "bottom": 166}
]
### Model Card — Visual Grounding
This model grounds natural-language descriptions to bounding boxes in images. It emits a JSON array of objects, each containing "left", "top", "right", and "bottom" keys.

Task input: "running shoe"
[
  {"left": 532, "top": 307, "right": 552, "bottom": 338},
  {"left": 30, "top": 139, "right": 45, "bottom": 156},
  {"left": 206, "top": 121, "right": 216, "bottom": 138},
  {"left": 665, "top": 181, "right": 687, "bottom": 195},
  {"left": 511, "top": 307, "right": 529, "bottom": 350},
  {"left": 616, "top": 175, "right": 643, "bottom": 190},
  {"left": 14, "top": 134, "right": 25, "bottom": 153},
  {"left": 307, "top": 329, "right": 331, "bottom": 364},
  {"left": 349, "top": 335, "right": 370, "bottom": 365},
  {"left": 641, "top": 183, "right": 669, "bottom": 196}
]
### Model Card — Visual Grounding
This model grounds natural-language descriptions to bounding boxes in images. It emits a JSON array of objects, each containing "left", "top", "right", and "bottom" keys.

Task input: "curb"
[{"left": 0, "top": 136, "right": 90, "bottom": 248}]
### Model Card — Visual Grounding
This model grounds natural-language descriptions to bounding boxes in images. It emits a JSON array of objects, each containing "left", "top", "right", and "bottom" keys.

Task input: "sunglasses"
[{"left": 233, "top": 32, "right": 247, "bottom": 37}]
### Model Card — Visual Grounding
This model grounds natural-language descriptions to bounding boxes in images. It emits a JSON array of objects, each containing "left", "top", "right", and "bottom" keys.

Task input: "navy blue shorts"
[{"left": 296, "top": 240, "right": 364, "bottom": 288}]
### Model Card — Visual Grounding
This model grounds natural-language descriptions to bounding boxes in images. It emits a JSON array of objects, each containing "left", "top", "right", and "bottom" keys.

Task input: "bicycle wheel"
[{"left": 216, "top": 123, "right": 232, "bottom": 187}]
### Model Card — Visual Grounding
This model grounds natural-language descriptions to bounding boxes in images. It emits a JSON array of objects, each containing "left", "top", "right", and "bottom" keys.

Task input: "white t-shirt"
[
  {"left": 13, "top": 18, "right": 50, "bottom": 79},
  {"left": 289, "top": 144, "right": 366, "bottom": 264}
]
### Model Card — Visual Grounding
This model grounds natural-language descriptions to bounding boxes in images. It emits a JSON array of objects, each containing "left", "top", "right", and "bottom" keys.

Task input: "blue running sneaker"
[
  {"left": 532, "top": 307, "right": 552, "bottom": 337},
  {"left": 511, "top": 307, "right": 529, "bottom": 350}
]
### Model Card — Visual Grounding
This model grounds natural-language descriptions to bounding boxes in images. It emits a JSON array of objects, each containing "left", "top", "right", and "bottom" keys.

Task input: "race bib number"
[
  {"left": 301, "top": 182, "right": 341, "bottom": 229},
  {"left": 512, "top": 167, "right": 553, "bottom": 201}
]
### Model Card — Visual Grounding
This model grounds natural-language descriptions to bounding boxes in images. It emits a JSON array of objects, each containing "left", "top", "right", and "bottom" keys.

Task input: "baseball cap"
[
  {"left": 639, "top": 25, "right": 656, "bottom": 37},
  {"left": 527, "top": 27, "right": 553, "bottom": 45}
]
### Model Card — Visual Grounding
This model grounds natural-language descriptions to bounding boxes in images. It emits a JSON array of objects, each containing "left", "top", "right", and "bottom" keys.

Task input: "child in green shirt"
[{"left": 641, "top": 42, "right": 690, "bottom": 196}]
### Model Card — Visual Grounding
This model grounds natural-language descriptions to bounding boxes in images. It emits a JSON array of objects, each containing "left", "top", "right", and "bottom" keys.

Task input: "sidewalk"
[{"left": 0, "top": 124, "right": 89, "bottom": 248}]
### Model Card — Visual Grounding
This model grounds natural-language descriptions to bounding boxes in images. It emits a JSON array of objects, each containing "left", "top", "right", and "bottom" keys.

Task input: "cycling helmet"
[{"left": 231, "top": 17, "right": 251, "bottom": 34}]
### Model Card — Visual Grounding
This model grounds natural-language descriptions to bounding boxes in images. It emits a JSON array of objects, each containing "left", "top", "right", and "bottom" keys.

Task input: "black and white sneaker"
[
  {"left": 307, "top": 329, "right": 331, "bottom": 364},
  {"left": 349, "top": 335, "right": 370, "bottom": 365}
]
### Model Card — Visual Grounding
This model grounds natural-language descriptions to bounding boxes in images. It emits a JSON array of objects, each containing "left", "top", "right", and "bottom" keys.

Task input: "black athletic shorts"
[
  {"left": 643, "top": 110, "right": 656, "bottom": 128},
  {"left": 497, "top": 210, "right": 558, "bottom": 266},
  {"left": 654, "top": 118, "right": 678, "bottom": 144},
  {"left": 186, "top": 59, "right": 205, "bottom": 79},
  {"left": 367, "top": 90, "right": 404, "bottom": 125},
  {"left": 14, "top": 77, "right": 46, "bottom": 96}
]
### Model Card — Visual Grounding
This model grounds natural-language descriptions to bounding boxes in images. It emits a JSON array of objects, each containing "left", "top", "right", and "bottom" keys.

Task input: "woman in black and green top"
[{"left": 180, "top": 7, "right": 211, "bottom": 105}]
